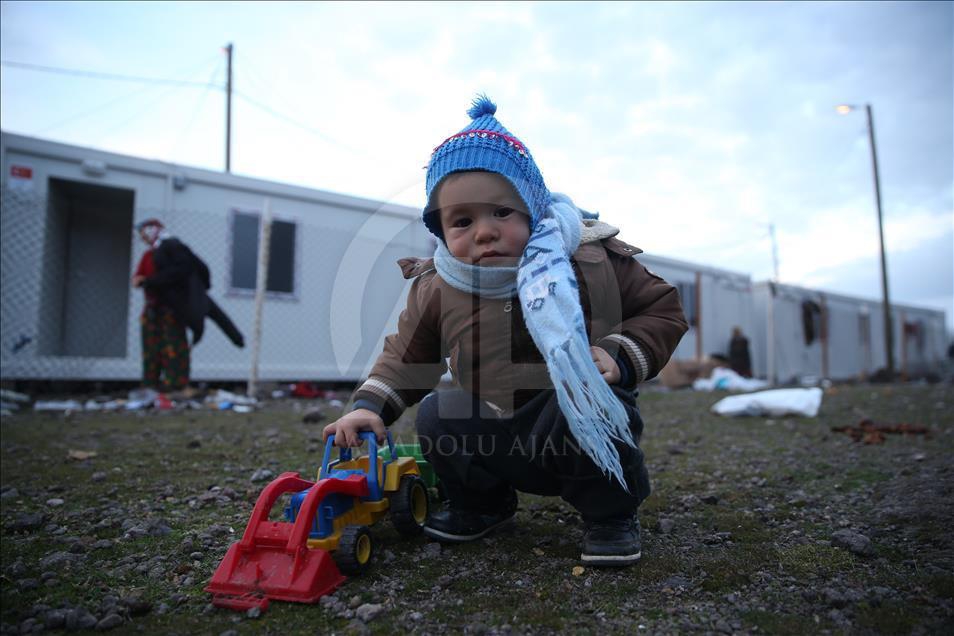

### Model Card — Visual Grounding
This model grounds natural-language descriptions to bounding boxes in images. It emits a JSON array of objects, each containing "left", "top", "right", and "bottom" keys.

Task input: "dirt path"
[{"left": 2, "top": 383, "right": 952, "bottom": 634}]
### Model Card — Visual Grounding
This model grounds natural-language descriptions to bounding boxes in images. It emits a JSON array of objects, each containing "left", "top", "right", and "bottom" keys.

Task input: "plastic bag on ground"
[
  {"left": 128, "top": 388, "right": 159, "bottom": 403},
  {"left": 692, "top": 367, "right": 770, "bottom": 392},
  {"left": 206, "top": 389, "right": 257, "bottom": 408},
  {"left": 34, "top": 400, "right": 83, "bottom": 412},
  {"left": 0, "top": 389, "right": 31, "bottom": 403},
  {"left": 711, "top": 387, "right": 823, "bottom": 417}
]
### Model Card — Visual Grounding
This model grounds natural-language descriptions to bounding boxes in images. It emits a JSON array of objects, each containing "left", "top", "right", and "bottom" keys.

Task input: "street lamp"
[{"left": 836, "top": 103, "right": 894, "bottom": 379}]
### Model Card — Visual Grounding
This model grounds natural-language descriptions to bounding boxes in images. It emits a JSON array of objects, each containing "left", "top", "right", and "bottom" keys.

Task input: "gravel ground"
[{"left": 1, "top": 383, "right": 952, "bottom": 635}]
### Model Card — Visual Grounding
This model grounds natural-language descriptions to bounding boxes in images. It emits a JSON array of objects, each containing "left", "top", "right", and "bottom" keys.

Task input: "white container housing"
[
  {"left": 752, "top": 281, "right": 947, "bottom": 383},
  {"left": 636, "top": 253, "right": 756, "bottom": 363},
  {"left": 2, "top": 131, "right": 947, "bottom": 385},
  {"left": 1, "top": 131, "right": 432, "bottom": 382}
]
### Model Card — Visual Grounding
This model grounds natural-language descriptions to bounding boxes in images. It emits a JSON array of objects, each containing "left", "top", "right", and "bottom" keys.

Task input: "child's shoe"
[
  {"left": 423, "top": 493, "right": 517, "bottom": 543},
  {"left": 581, "top": 515, "right": 642, "bottom": 566}
]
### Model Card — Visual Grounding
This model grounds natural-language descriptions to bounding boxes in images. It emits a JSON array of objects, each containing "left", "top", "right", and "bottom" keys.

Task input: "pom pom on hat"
[{"left": 467, "top": 94, "right": 497, "bottom": 119}]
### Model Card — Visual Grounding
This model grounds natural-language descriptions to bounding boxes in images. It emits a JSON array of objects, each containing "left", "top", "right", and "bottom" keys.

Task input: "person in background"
[
  {"left": 132, "top": 219, "right": 244, "bottom": 395},
  {"left": 729, "top": 326, "right": 752, "bottom": 378},
  {"left": 132, "top": 219, "right": 190, "bottom": 393}
]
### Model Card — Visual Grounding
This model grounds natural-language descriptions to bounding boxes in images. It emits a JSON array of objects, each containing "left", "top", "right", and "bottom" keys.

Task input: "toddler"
[{"left": 324, "top": 96, "right": 687, "bottom": 566}]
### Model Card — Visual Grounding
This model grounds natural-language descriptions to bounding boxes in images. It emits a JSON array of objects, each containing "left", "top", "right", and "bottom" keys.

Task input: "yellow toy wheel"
[
  {"left": 391, "top": 475, "right": 429, "bottom": 536},
  {"left": 335, "top": 525, "right": 374, "bottom": 575},
  {"left": 355, "top": 533, "right": 371, "bottom": 563}
]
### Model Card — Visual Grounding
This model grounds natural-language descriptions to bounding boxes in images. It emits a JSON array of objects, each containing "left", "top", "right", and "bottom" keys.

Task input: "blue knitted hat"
[{"left": 424, "top": 95, "right": 550, "bottom": 238}]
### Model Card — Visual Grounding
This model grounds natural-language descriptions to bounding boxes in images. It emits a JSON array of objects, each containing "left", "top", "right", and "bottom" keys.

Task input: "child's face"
[{"left": 437, "top": 172, "right": 531, "bottom": 267}]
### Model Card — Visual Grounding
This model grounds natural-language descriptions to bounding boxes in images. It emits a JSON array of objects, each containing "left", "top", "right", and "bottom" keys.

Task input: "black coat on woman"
[{"left": 143, "top": 237, "right": 244, "bottom": 347}]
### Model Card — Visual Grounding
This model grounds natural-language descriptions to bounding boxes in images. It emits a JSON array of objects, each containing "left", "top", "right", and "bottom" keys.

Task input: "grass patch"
[
  {"left": 926, "top": 574, "right": 954, "bottom": 599},
  {"left": 2, "top": 384, "right": 952, "bottom": 633},
  {"left": 777, "top": 542, "right": 856, "bottom": 579},
  {"left": 855, "top": 602, "right": 921, "bottom": 635},
  {"left": 699, "top": 508, "right": 774, "bottom": 544},
  {"left": 741, "top": 609, "right": 827, "bottom": 634},
  {"left": 635, "top": 491, "right": 671, "bottom": 531},
  {"left": 836, "top": 466, "right": 890, "bottom": 491},
  {"left": 697, "top": 545, "right": 774, "bottom": 593}
]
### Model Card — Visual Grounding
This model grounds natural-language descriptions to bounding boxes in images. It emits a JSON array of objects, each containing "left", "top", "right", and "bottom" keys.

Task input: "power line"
[
  {"left": 1, "top": 60, "right": 221, "bottom": 88},
  {"left": 97, "top": 80, "right": 195, "bottom": 146},
  {"left": 5, "top": 55, "right": 387, "bottom": 167},
  {"left": 232, "top": 89, "right": 375, "bottom": 160},
  {"left": 94, "top": 58, "right": 226, "bottom": 146},
  {"left": 20, "top": 55, "right": 221, "bottom": 137},
  {"left": 234, "top": 59, "right": 390, "bottom": 165},
  {"left": 232, "top": 57, "right": 271, "bottom": 109},
  {"left": 33, "top": 79, "right": 165, "bottom": 136},
  {"left": 172, "top": 60, "right": 223, "bottom": 157}
]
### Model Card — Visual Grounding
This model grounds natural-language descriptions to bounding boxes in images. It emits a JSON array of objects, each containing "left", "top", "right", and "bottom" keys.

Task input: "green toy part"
[{"left": 378, "top": 442, "right": 440, "bottom": 490}]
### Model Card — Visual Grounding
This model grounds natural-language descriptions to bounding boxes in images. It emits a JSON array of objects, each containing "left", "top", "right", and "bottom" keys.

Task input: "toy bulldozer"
[{"left": 206, "top": 432, "right": 430, "bottom": 612}]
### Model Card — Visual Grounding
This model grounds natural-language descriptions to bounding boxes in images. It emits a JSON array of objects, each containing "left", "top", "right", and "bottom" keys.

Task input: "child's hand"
[
  {"left": 590, "top": 346, "right": 621, "bottom": 385},
  {"left": 322, "top": 409, "right": 386, "bottom": 448}
]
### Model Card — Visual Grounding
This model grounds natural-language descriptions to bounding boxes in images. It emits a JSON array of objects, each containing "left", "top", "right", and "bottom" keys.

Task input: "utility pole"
[
  {"left": 225, "top": 43, "right": 233, "bottom": 173},
  {"left": 837, "top": 102, "right": 894, "bottom": 379},
  {"left": 766, "top": 223, "right": 779, "bottom": 385},
  {"left": 768, "top": 223, "right": 780, "bottom": 282},
  {"left": 865, "top": 103, "right": 894, "bottom": 378}
]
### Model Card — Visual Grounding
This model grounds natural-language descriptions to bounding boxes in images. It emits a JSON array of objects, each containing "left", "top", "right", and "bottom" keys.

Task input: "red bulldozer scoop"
[{"left": 205, "top": 471, "right": 369, "bottom": 611}]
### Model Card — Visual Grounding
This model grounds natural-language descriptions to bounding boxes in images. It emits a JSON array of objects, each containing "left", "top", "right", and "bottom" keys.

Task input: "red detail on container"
[
  {"left": 205, "top": 472, "right": 370, "bottom": 612},
  {"left": 290, "top": 382, "right": 324, "bottom": 399},
  {"left": 10, "top": 165, "right": 33, "bottom": 179}
]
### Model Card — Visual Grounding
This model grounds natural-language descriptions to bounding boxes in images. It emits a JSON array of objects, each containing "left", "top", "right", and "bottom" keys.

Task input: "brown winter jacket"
[{"left": 354, "top": 223, "right": 688, "bottom": 424}]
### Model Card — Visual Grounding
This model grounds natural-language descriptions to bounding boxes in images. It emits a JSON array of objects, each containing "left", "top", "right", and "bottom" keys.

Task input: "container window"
[
  {"left": 675, "top": 281, "right": 698, "bottom": 327},
  {"left": 228, "top": 210, "right": 297, "bottom": 297}
]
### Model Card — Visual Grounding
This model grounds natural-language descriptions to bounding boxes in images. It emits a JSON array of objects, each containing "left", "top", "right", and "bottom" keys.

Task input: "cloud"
[{"left": 2, "top": 1, "right": 950, "bottom": 328}]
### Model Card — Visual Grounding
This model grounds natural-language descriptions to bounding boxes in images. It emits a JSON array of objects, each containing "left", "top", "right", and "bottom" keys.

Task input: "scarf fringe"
[{"left": 548, "top": 336, "right": 635, "bottom": 491}]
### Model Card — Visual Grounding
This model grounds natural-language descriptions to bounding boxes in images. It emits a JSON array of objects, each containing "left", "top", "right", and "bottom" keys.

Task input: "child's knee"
[
  {"left": 415, "top": 390, "right": 479, "bottom": 435},
  {"left": 415, "top": 392, "right": 442, "bottom": 438}
]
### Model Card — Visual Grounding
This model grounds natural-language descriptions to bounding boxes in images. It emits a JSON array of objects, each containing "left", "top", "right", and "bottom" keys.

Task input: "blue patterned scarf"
[{"left": 434, "top": 193, "right": 636, "bottom": 490}]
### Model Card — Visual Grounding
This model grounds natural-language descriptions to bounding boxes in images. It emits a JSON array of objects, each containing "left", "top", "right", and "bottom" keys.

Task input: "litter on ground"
[
  {"left": 691, "top": 367, "right": 770, "bottom": 392},
  {"left": 831, "top": 419, "right": 931, "bottom": 444},
  {"left": 67, "top": 449, "right": 97, "bottom": 461},
  {"left": 0, "top": 389, "right": 30, "bottom": 403},
  {"left": 205, "top": 389, "right": 258, "bottom": 410},
  {"left": 711, "top": 387, "right": 823, "bottom": 417},
  {"left": 33, "top": 400, "right": 84, "bottom": 412}
]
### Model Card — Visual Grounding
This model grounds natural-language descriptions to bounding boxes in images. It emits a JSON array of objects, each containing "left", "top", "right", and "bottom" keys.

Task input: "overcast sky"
[{"left": 2, "top": 1, "right": 952, "bottom": 329}]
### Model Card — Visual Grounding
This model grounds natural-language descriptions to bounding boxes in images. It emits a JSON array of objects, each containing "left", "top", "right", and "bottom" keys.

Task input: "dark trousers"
[{"left": 415, "top": 387, "right": 651, "bottom": 521}]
